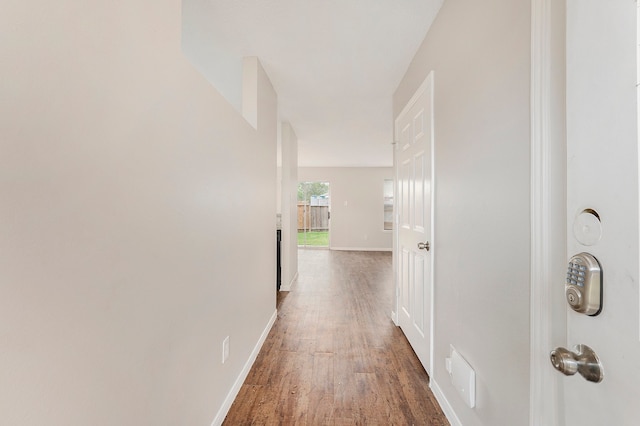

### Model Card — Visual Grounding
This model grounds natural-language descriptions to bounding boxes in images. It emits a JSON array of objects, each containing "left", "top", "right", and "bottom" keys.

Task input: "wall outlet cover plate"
[{"left": 450, "top": 348, "right": 476, "bottom": 408}]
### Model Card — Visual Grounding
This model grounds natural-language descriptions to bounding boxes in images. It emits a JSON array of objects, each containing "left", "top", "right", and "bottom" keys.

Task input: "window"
[{"left": 384, "top": 179, "right": 394, "bottom": 230}]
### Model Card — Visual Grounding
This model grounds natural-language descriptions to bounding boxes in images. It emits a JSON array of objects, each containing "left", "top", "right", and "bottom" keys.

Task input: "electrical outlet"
[{"left": 222, "top": 336, "right": 230, "bottom": 364}]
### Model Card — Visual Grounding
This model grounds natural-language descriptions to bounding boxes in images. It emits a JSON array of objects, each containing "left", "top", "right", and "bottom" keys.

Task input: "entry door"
[
  {"left": 563, "top": 1, "right": 640, "bottom": 423},
  {"left": 395, "top": 73, "right": 433, "bottom": 374}
]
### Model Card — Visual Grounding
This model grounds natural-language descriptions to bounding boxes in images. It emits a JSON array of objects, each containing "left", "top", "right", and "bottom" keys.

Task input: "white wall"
[
  {"left": 280, "top": 123, "right": 298, "bottom": 290},
  {"left": 298, "top": 167, "right": 393, "bottom": 251},
  {"left": 182, "top": 0, "right": 243, "bottom": 112},
  {"left": 0, "top": 1, "right": 277, "bottom": 425},
  {"left": 393, "top": 1, "right": 531, "bottom": 425}
]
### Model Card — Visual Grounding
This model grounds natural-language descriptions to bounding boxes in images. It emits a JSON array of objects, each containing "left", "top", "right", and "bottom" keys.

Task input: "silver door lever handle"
[{"left": 417, "top": 241, "right": 430, "bottom": 251}]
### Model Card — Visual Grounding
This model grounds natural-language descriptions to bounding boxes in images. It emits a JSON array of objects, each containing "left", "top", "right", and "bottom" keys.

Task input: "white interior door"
[
  {"left": 562, "top": 1, "right": 640, "bottom": 424},
  {"left": 395, "top": 73, "right": 433, "bottom": 374}
]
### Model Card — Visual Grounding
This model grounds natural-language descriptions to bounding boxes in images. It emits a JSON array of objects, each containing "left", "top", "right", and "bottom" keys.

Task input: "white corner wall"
[
  {"left": 298, "top": 167, "right": 393, "bottom": 251},
  {"left": 0, "top": 1, "right": 277, "bottom": 425},
  {"left": 393, "top": 1, "right": 531, "bottom": 425},
  {"left": 280, "top": 123, "right": 298, "bottom": 290},
  {"left": 182, "top": 0, "right": 243, "bottom": 113}
]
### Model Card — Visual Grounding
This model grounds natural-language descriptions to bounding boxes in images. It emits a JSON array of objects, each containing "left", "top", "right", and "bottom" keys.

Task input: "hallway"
[{"left": 223, "top": 250, "right": 448, "bottom": 425}]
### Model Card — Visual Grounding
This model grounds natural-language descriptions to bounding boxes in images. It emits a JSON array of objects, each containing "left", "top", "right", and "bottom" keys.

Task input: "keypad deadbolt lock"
[{"left": 566, "top": 253, "right": 602, "bottom": 316}]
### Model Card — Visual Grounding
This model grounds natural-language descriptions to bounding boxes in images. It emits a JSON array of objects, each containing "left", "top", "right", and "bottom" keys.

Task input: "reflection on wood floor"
[{"left": 223, "top": 249, "right": 448, "bottom": 425}]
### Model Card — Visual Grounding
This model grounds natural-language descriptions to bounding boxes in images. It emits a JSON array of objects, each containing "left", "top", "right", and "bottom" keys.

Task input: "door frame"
[
  {"left": 530, "top": 0, "right": 566, "bottom": 424},
  {"left": 392, "top": 71, "right": 436, "bottom": 375}
]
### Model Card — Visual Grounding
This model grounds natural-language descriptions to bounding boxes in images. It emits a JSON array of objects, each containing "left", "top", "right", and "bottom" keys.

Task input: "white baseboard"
[
  {"left": 391, "top": 310, "right": 398, "bottom": 325},
  {"left": 279, "top": 272, "right": 298, "bottom": 291},
  {"left": 430, "top": 378, "right": 462, "bottom": 426},
  {"left": 210, "top": 309, "right": 278, "bottom": 426},
  {"left": 330, "top": 247, "right": 392, "bottom": 252}
]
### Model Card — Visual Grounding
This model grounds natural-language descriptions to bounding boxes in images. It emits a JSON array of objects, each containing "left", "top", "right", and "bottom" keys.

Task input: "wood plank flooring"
[{"left": 223, "top": 249, "right": 448, "bottom": 425}]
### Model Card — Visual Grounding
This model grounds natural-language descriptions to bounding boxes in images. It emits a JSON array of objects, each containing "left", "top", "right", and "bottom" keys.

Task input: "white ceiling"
[{"left": 187, "top": 0, "right": 443, "bottom": 167}]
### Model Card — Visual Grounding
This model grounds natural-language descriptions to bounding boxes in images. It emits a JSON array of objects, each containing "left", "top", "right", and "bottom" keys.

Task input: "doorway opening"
[{"left": 297, "top": 181, "right": 330, "bottom": 247}]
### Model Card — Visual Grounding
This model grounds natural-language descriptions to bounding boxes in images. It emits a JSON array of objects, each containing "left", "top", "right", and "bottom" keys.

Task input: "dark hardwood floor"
[{"left": 223, "top": 249, "right": 448, "bottom": 425}]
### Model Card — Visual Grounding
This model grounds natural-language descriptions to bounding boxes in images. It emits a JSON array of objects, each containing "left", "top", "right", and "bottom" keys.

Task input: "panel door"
[
  {"left": 395, "top": 73, "right": 433, "bottom": 374},
  {"left": 563, "top": 1, "right": 640, "bottom": 424}
]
